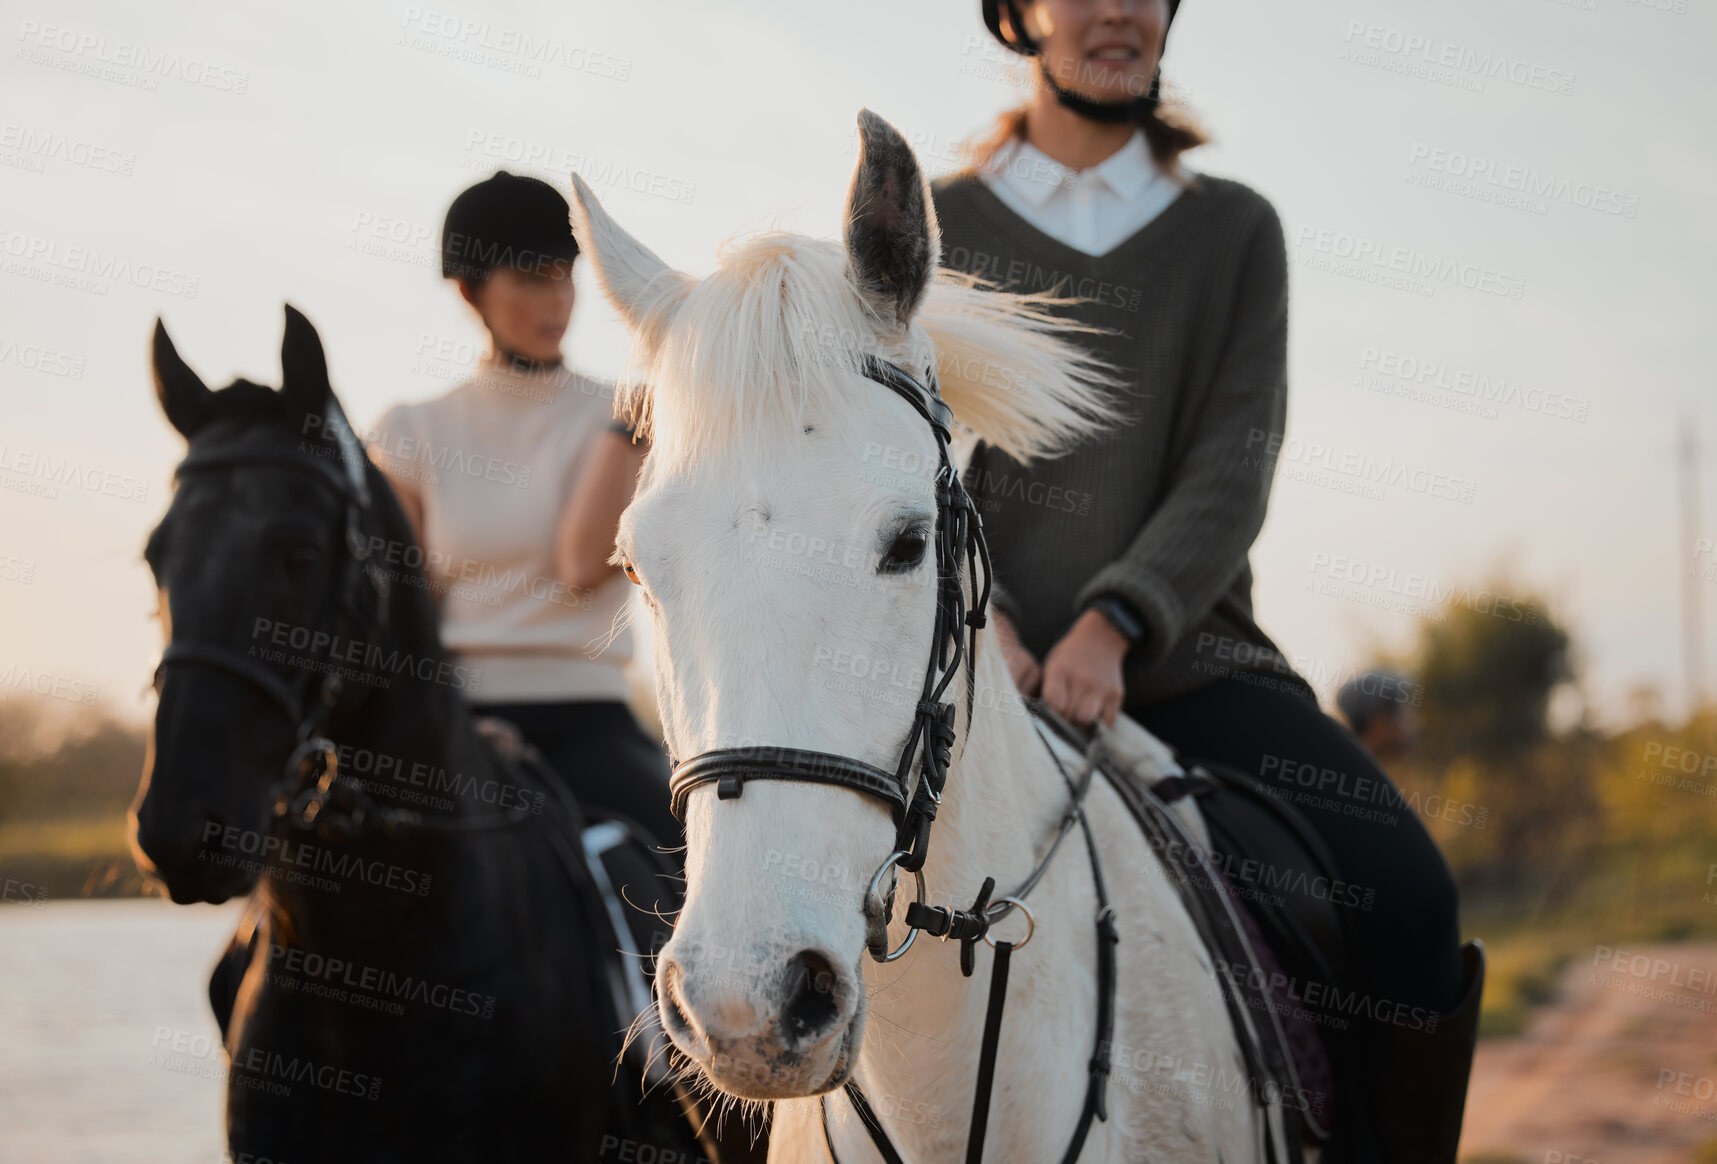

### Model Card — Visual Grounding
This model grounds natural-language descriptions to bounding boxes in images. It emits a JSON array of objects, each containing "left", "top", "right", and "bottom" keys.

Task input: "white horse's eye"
[
  {"left": 882, "top": 530, "right": 929, "bottom": 572},
  {"left": 618, "top": 557, "right": 656, "bottom": 609}
]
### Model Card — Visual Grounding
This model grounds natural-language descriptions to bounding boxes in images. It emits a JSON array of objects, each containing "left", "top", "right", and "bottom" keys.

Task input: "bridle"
[
  {"left": 662, "top": 356, "right": 1122, "bottom": 1163},
  {"left": 667, "top": 354, "right": 994, "bottom": 960},
  {"left": 154, "top": 400, "right": 529, "bottom": 838}
]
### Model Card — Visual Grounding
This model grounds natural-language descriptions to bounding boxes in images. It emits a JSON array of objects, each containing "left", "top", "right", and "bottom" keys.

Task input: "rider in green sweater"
[{"left": 933, "top": 3, "right": 1485, "bottom": 1160}]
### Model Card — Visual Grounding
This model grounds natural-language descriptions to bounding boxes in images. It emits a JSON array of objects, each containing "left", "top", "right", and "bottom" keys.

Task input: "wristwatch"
[{"left": 1087, "top": 594, "right": 1146, "bottom": 647}]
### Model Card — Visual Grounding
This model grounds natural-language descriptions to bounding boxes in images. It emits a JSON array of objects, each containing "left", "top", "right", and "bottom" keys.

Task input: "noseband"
[{"left": 666, "top": 355, "right": 993, "bottom": 960}]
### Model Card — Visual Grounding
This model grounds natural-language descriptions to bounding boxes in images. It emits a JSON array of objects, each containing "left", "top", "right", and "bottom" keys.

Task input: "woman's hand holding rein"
[{"left": 1039, "top": 608, "right": 1129, "bottom": 728}]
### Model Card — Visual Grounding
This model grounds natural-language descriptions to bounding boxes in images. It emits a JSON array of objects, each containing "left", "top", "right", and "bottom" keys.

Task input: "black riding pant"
[
  {"left": 1130, "top": 675, "right": 1465, "bottom": 1015},
  {"left": 467, "top": 699, "right": 682, "bottom": 854}
]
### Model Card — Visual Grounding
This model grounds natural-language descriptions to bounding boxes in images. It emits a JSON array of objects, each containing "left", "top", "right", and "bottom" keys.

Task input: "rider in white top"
[
  {"left": 372, "top": 170, "right": 678, "bottom": 847},
  {"left": 373, "top": 363, "right": 632, "bottom": 703}
]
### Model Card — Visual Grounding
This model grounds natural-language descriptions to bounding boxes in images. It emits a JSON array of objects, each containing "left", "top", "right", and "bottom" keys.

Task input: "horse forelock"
[
  {"left": 623, "top": 231, "right": 1121, "bottom": 480},
  {"left": 622, "top": 232, "right": 932, "bottom": 475},
  {"left": 204, "top": 378, "right": 289, "bottom": 419},
  {"left": 164, "top": 379, "right": 332, "bottom": 463}
]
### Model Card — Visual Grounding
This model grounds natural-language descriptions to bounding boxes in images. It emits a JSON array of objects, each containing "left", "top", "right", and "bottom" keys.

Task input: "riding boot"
[{"left": 1369, "top": 940, "right": 1486, "bottom": 1163}]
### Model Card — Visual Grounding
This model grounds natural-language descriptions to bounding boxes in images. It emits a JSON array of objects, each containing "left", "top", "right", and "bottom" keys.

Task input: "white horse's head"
[{"left": 569, "top": 110, "right": 1115, "bottom": 1101}]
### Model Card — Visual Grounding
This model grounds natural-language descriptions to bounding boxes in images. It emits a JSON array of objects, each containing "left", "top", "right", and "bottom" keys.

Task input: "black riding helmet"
[
  {"left": 440, "top": 170, "right": 579, "bottom": 283},
  {"left": 981, "top": 0, "right": 1182, "bottom": 121}
]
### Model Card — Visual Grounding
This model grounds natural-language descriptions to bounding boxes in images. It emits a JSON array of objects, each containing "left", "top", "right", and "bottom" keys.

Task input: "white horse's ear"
[
  {"left": 567, "top": 174, "right": 695, "bottom": 352},
  {"left": 844, "top": 108, "right": 941, "bottom": 331}
]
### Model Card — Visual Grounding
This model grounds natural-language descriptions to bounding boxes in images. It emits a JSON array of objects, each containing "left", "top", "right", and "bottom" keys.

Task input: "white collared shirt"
[{"left": 980, "top": 129, "right": 1189, "bottom": 257}]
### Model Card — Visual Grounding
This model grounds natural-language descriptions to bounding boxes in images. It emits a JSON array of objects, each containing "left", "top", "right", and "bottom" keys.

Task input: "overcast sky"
[{"left": 2, "top": 0, "right": 1712, "bottom": 729}]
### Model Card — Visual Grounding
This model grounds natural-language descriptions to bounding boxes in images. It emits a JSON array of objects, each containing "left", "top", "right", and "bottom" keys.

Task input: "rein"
[
  {"left": 820, "top": 702, "right": 1121, "bottom": 1164},
  {"left": 154, "top": 401, "right": 530, "bottom": 840}
]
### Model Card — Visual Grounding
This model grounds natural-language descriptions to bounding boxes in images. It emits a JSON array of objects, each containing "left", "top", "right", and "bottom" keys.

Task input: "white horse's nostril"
[
  {"left": 780, "top": 949, "right": 844, "bottom": 1045},
  {"left": 660, "top": 945, "right": 852, "bottom": 1062},
  {"left": 659, "top": 953, "right": 775, "bottom": 1047},
  {"left": 658, "top": 959, "right": 710, "bottom": 1056}
]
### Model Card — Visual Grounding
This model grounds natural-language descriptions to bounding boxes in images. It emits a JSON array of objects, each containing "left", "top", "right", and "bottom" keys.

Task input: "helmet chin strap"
[{"left": 1038, "top": 56, "right": 1161, "bottom": 123}]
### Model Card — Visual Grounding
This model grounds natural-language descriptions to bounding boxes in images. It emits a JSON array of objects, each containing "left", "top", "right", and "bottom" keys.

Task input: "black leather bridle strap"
[
  {"left": 823, "top": 718, "right": 1122, "bottom": 1164},
  {"left": 174, "top": 448, "right": 362, "bottom": 504},
  {"left": 965, "top": 938, "right": 1014, "bottom": 1163},
  {"left": 668, "top": 747, "right": 908, "bottom": 823},
  {"left": 860, "top": 354, "right": 952, "bottom": 442},
  {"left": 156, "top": 641, "right": 306, "bottom": 728},
  {"left": 1030, "top": 721, "right": 1120, "bottom": 1163},
  {"left": 824, "top": 911, "right": 1115, "bottom": 1164},
  {"left": 1030, "top": 701, "right": 1303, "bottom": 1164},
  {"left": 1063, "top": 801, "right": 1120, "bottom": 1160},
  {"left": 822, "top": 1079, "right": 909, "bottom": 1164}
]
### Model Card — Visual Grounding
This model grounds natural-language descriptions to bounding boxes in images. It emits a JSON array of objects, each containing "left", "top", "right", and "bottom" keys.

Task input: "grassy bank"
[
  {"left": 0, "top": 814, "right": 146, "bottom": 900},
  {"left": 1467, "top": 858, "right": 1717, "bottom": 1039}
]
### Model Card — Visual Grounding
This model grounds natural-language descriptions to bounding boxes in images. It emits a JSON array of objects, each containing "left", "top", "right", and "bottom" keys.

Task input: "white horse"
[{"left": 568, "top": 110, "right": 1279, "bottom": 1163}]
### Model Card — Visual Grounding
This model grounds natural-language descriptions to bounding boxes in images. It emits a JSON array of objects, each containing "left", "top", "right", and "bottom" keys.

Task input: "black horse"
[{"left": 130, "top": 306, "right": 757, "bottom": 1163}]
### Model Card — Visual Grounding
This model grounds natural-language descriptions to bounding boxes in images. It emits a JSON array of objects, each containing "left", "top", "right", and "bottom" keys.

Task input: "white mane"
[{"left": 613, "top": 231, "right": 1123, "bottom": 474}]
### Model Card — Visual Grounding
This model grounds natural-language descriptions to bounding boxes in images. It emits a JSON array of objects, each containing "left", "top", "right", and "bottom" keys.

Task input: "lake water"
[{"left": 0, "top": 899, "right": 243, "bottom": 1164}]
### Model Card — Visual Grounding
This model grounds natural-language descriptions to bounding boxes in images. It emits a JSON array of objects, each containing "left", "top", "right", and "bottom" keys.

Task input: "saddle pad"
[
  {"left": 1214, "top": 862, "right": 1336, "bottom": 1141},
  {"left": 1084, "top": 710, "right": 1339, "bottom": 1149}
]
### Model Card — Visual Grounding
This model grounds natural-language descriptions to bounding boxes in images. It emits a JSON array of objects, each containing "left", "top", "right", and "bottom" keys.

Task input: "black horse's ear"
[
  {"left": 152, "top": 319, "right": 213, "bottom": 438},
  {"left": 844, "top": 108, "right": 940, "bottom": 330},
  {"left": 279, "top": 304, "right": 333, "bottom": 431}
]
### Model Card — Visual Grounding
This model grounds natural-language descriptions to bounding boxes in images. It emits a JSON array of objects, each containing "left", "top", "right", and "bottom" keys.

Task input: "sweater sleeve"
[{"left": 1071, "top": 200, "right": 1289, "bottom": 668}]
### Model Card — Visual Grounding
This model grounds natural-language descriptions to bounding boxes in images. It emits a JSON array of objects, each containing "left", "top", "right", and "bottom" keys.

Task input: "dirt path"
[{"left": 1459, "top": 943, "right": 1717, "bottom": 1163}]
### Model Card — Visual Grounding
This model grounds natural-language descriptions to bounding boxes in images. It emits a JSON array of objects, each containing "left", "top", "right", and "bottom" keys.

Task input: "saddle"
[
  {"left": 474, "top": 717, "right": 762, "bottom": 1160},
  {"left": 212, "top": 718, "right": 677, "bottom": 1048},
  {"left": 1162, "top": 754, "right": 1348, "bottom": 1148},
  {"left": 207, "top": 718, "right": 736, "bottom": 1161},
  {"left": 472, "top": 715, "right": 679, "bottom": 1014},
  {"left": 1031, "top": 704, "right": 1355, "bottom": 1160}
]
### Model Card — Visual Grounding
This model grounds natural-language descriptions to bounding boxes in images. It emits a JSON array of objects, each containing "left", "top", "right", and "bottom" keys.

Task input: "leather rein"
[{"left": 663, "top": 357, "right": 1119, "bottom": 1162}]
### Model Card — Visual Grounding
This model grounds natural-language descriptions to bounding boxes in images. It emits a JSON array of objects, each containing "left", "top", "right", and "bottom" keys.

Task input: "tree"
[
  {"left": 1402, "top": 589, "right": 1589, "bottom": 900},
  {"left": 1413, "top": 594, "right": 1572, "bottom": 768}
]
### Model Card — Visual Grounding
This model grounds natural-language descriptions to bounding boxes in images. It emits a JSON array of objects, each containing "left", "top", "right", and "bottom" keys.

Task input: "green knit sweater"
[{"left": 931, "top": 170, "right": 1312, "bottom": 706}]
